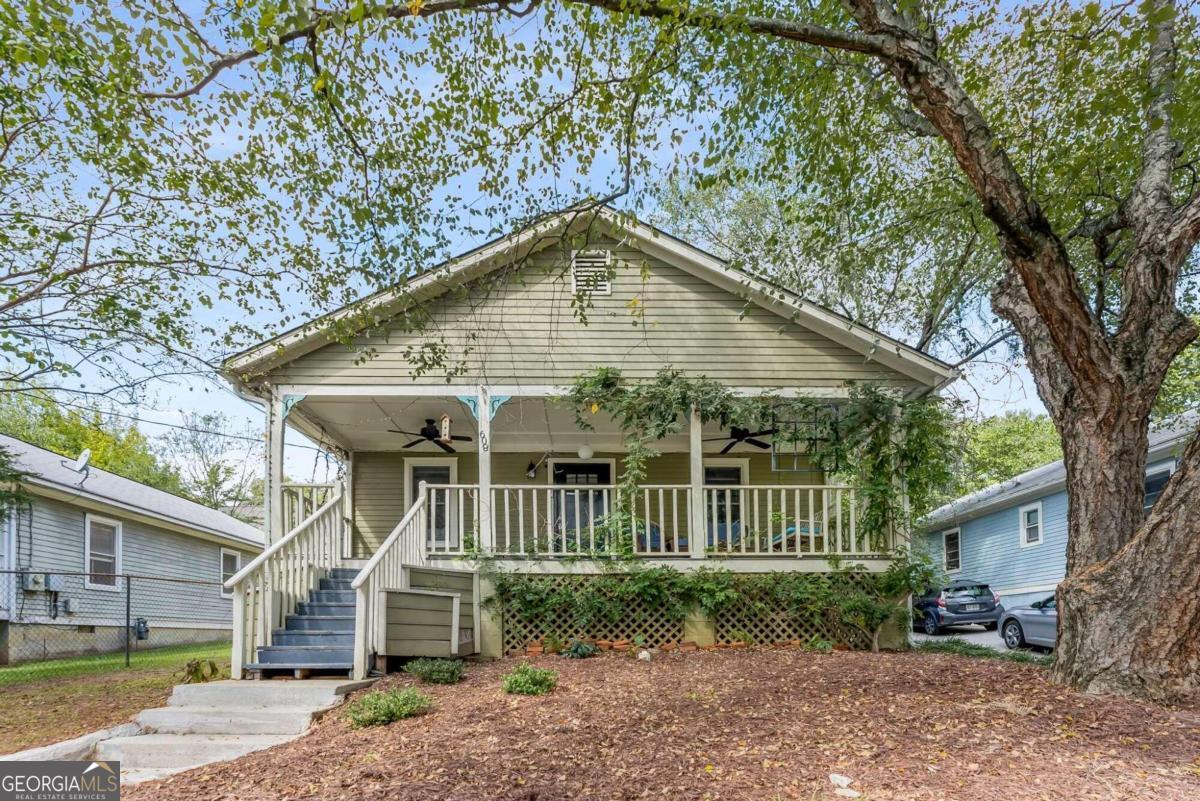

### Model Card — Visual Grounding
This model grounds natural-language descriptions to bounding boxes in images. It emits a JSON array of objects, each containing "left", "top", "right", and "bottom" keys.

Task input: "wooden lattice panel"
[
  {"left": 501, "top": 575, "right": 684, "bottom": 653},
  {"left": 714, "top": 573, "right": 875, "bottom": 649}
]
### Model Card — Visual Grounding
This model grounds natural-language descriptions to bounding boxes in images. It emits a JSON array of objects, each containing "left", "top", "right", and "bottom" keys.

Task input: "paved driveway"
[{"left": 910, "top": 624, "right": 1005, "bottom": 652}]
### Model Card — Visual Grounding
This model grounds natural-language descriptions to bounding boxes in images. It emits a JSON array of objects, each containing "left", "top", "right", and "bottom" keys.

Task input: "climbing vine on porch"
[{"left": 564, "top": 367, "right": 959, "bottom": 550}]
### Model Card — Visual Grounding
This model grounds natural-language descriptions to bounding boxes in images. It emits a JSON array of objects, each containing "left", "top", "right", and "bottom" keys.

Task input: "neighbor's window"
[
  {"left": 84, "top": 515, "right": 121, "bottom": 591},
  {"left": 1144, "top": 470, "right": 1171, "bottom": 514},
  {"left": 942, "top": 529, "right": 961, "bottom": 572},
  {"left": 1019, "top": 502, "right": 1043, "bottom": 547},
  {"left": 220, "top": 548, "right": 241, "bottom": 598}
]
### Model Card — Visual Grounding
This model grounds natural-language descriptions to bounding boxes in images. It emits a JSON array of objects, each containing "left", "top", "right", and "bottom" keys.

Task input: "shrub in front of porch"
[
  {"left": 502, "top": 663, "right": 558, "bottom": 695},
  {"left": 344, "top": 687, "right": 432, "bottom": 728},
  {"left": 403, "top": 658, "right": 466, "bottom": 684}
]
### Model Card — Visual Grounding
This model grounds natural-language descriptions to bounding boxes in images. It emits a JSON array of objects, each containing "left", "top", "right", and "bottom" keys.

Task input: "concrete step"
[
  {"left": 296, "top": 601, "right": 356, "bottom": 616},
  {"left": 243, "top": 661, "right": 353, "bottom": 673},
  {"left": 255, "top": 645, "right": 354, "bottom": 665},
  {"left": 120, "top": 767, "right": 191, "bottom": 785},
  {"left": 271, "top": 629, "right": 355, "bottom": 646},
  {"left": 309, "top": 589, "right": 355, "bottom": 604},
  {"left": 285, "top": 614, "right": 355, "bottom": 632},
  {"left": 136, "top": 706, "right": 316, "bottom": 735},
  {"left": 167, "top": 679, "right": 369, "bottom": 709},
  {"left": 97, "top": 734, "right": 295, "bottom": 769},
  {"left": 318, "top": 577, "right": 353, "bottom": 591}
]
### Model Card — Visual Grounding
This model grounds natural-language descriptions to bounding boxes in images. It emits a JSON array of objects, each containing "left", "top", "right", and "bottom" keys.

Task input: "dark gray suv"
[{"left": 913, "top": 580, "right": 1002, "bottom": 635}]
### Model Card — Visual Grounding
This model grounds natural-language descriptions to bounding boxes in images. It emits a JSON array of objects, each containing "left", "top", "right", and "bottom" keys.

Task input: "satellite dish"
[{"left": 71, "top": 449, "right": 91, "bottom": 473}]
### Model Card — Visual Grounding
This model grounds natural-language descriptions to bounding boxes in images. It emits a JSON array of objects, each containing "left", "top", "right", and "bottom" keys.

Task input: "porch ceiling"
[{"left": 294, "top": 395, "right": 759, "bottom": 454}]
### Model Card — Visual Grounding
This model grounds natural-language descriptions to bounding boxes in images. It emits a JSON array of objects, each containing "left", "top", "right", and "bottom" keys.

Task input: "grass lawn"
[
  {"left": 128, "top": 647, "right": 1200, "bottom": 801},
  {"left": 0, "top": 641, "right": 230, "bottom": 755}
]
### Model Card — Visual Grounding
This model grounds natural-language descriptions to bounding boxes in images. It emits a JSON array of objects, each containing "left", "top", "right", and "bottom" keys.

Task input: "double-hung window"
[
  {"left": 220, "top": 548, "right": 241, "bottom": 598},
  {"left": 942, "top": 529, "right": 961, "bottom": 572},
  {"left": 84, "top": 515, "right": 122, "bottom": 591},
  {"left": 1018, "top": 502, "right": 1043, "bottom": 548}
]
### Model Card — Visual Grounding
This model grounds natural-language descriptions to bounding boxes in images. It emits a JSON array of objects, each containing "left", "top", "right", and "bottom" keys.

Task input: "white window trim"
[
  {"left": 404, "top": 456, "right": 459, "bottom": 547},
  {"left": 545, "top": 458, "right": 618, "bottom": 486},
  {"left": 83, "top": 513, "right": 122, "bottom": 592},
  {"left": 1018, "top": 501, "right": 1044, "bottom": 549},
  {"left": 702, "top": 457, "right": 750, "bottom": 486},
  {"left": 403, "top": 456, "right": 460, "bottom": 510},
  {"left": 941, "top": 528, "right": 961, "bottom": 573},
  {"left": 219, "top": 548, "right": 241, "bottom": 599}
]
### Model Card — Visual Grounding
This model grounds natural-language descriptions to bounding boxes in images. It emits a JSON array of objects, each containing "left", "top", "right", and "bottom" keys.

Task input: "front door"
[
  {"left": 705, "top": 465, "right": 744, "bottom": 547},
  {"left": 551, "top": 461, "right": 612, "bottom": 535},
  {"left": 409, "top": 463, "right": 455, "bottom": 548}
]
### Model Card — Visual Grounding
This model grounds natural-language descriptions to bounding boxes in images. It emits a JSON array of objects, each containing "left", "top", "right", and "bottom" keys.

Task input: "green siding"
[{"left": 272, "top": 239, "right": 918, "bottom": 390}]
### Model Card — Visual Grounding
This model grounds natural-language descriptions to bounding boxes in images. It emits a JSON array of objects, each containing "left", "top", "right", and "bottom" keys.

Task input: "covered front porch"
[{"left": 271, "top": 385, "right": 895, "bottom": 564}]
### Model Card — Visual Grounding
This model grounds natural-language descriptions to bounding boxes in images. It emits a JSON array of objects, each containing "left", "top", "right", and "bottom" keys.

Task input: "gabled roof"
[
  {"left": 1, "top": 433, "right": 264, "bottom": 549},
  {"left": 921, "top": 421, "right": 1195, "bottom": 531},
  {"left": 223, "top": 206, "right": 958, "bottom": 391}
]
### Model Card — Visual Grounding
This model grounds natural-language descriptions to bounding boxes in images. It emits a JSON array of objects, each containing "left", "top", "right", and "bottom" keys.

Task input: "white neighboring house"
[{"left": 0, "top": 433, "right": 264, "bottom": 664}]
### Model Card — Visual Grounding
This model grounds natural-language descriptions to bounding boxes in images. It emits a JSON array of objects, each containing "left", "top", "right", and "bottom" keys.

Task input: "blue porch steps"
[{"left": 243, "top": 568, "right": 359, "bottom": 677}]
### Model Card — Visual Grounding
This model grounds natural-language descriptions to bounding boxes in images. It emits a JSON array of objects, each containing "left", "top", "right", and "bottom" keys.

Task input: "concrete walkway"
[{"left": 99, "top": 678, "right": 372, "bottom": 784}]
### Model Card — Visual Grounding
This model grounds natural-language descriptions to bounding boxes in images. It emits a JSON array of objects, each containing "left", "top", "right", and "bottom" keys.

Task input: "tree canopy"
[
  {"left": 0, "top": 392, "right": 186, "bottom": 494},
  {"left": 956, "top": 411, "right": 1063, "bottom": 496}
]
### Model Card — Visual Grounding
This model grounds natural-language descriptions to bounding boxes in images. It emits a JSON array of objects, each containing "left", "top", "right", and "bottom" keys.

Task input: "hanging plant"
[{"left": 562, "top": 367, "right": 959, "bottom": 552}]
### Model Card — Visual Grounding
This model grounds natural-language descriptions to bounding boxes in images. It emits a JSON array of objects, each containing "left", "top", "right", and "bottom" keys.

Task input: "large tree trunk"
[{"left": 1054, "top": 435, "right": 1200, "bottom": 700}]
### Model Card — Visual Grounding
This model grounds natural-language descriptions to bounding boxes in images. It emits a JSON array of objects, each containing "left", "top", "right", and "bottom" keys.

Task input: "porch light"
[{"left": 577, "top": 444, "right": 594, "bottom": 460}]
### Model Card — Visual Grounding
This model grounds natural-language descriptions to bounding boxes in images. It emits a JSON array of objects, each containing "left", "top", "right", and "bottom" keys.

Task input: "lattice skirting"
[
  {"left": 500, "top": 575, "right": 684, "bottom": 653},
  {"left": 499, "top": 572, "right": 880, "bottom": 652},
  {"left": 713, "top": 573, "right": 876, "bottom": 649}
]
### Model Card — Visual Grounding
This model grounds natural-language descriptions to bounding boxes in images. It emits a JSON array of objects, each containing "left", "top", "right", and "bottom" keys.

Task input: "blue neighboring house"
[{"left": 919, "top": 423, "right": 1192, "bottom": 610}]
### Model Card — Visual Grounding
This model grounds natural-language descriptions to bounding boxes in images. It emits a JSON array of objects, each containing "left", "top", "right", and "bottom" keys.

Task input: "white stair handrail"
[
  {"left": 351, "top": 483, "right": 429, "bottom": 679},
  {"left": 225, "top": 493, "right": 344, "bottom": 590},
  {"left": 228, "top": 492, "right": 345, "bottom": 679}
]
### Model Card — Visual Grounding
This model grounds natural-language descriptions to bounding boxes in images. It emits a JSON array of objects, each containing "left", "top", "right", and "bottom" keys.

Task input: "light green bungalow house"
[{"left": 220, "top": 206, "right": 956, "bottom": 679}]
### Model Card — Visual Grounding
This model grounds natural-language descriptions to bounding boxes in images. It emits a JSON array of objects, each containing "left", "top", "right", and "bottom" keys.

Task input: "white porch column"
[
  {"left": 477, "top": 386, "right": 495, "bottom": 553},
  {"left": 264, "top": 390, "right": 286, "bottom": 545},
  {"left": 688, "top": 405, "right": 706, "bottom": 560}
]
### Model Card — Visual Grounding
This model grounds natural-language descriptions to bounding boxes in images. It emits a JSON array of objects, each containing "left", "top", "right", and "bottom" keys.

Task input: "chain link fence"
[{"left": 0, "top": 569, "right": 233, "bottom": 682}]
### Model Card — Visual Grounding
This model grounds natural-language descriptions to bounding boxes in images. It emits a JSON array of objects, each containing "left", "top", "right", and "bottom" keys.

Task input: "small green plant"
[
  {"left": 562, "top": 640, "right": 599, "bottom": 659},
  {"left": 502, "top": 662, "right": 558, "bottom": 695},
  {"left": 178, "top": 658, "right": 222, "bottom": 684},
  {"left": 402, "top": 658, "right": 465, "bottom": 684},
  {"left": 632, "top": 634, "right": 647, "bottom": 648},
  {"left": 805, "top": 635, "right": 834, "bottom": 652},
  {"left": 543, "top": 633, "right": 566, "bottom": 655},
  {"left": 729, "top": 628, "right": 755, "bottom": 646},
  {"left": 344, "top": 687, "right": 432, "bottom": 728}
]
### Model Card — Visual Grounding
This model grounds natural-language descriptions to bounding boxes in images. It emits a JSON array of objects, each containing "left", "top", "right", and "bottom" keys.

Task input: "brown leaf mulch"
[{"left": 127, "top": 649, "right": 1200, "bottom": 801}]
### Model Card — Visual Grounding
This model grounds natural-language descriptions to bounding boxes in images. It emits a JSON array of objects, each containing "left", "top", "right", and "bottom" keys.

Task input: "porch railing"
[
  {"left": 489, "top": 484, "right": 691, "bottom": 556},
  {"left": 281, "top": 482, "right": 339, "bottom": 535},
  {"left": 350, "top": 485, "right": 429, "bottom": 679},
  {"left": 702, "top": 485, "right": 868, "bottom": 555},
  {"left": 226, "top": 491, "right": 345, "bottom": 679},
  {"left": 421, "top": 483, "right": 887, "bottom": 559}
]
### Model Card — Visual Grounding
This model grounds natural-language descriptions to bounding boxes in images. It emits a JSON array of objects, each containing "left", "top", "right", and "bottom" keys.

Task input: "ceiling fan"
[
  {"left": 704, "top": 426, "right": 777, "bottom": 454},
  {"left": 388, "top": 416, "right": 473, "bottom": 453}
]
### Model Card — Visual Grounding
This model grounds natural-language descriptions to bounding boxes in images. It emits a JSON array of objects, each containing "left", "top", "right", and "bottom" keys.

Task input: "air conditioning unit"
[{"left": 20, "top": 572, "right": 45, "bottom": 592}]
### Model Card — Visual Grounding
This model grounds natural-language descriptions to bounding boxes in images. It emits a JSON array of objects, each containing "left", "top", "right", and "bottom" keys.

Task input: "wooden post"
[
  {"left": 688, "top": 405, "right": 706, "bottom": 559},
  {"left": 477, "top": 386, "right": 494, "bottom": 553},
  {"left": 264, "top": 391, "right": 286, "bottom": 545},
  {"left": 343, "top": 452, "right": 355, "bottom": 559},
  {"left": 230, "top": 589, "right": 245, "bottom": 680}
]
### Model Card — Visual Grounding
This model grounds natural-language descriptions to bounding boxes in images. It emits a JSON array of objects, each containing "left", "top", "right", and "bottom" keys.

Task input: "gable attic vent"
[{"left": 571, "top": 249, "right": 613, "bottom": 296}]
